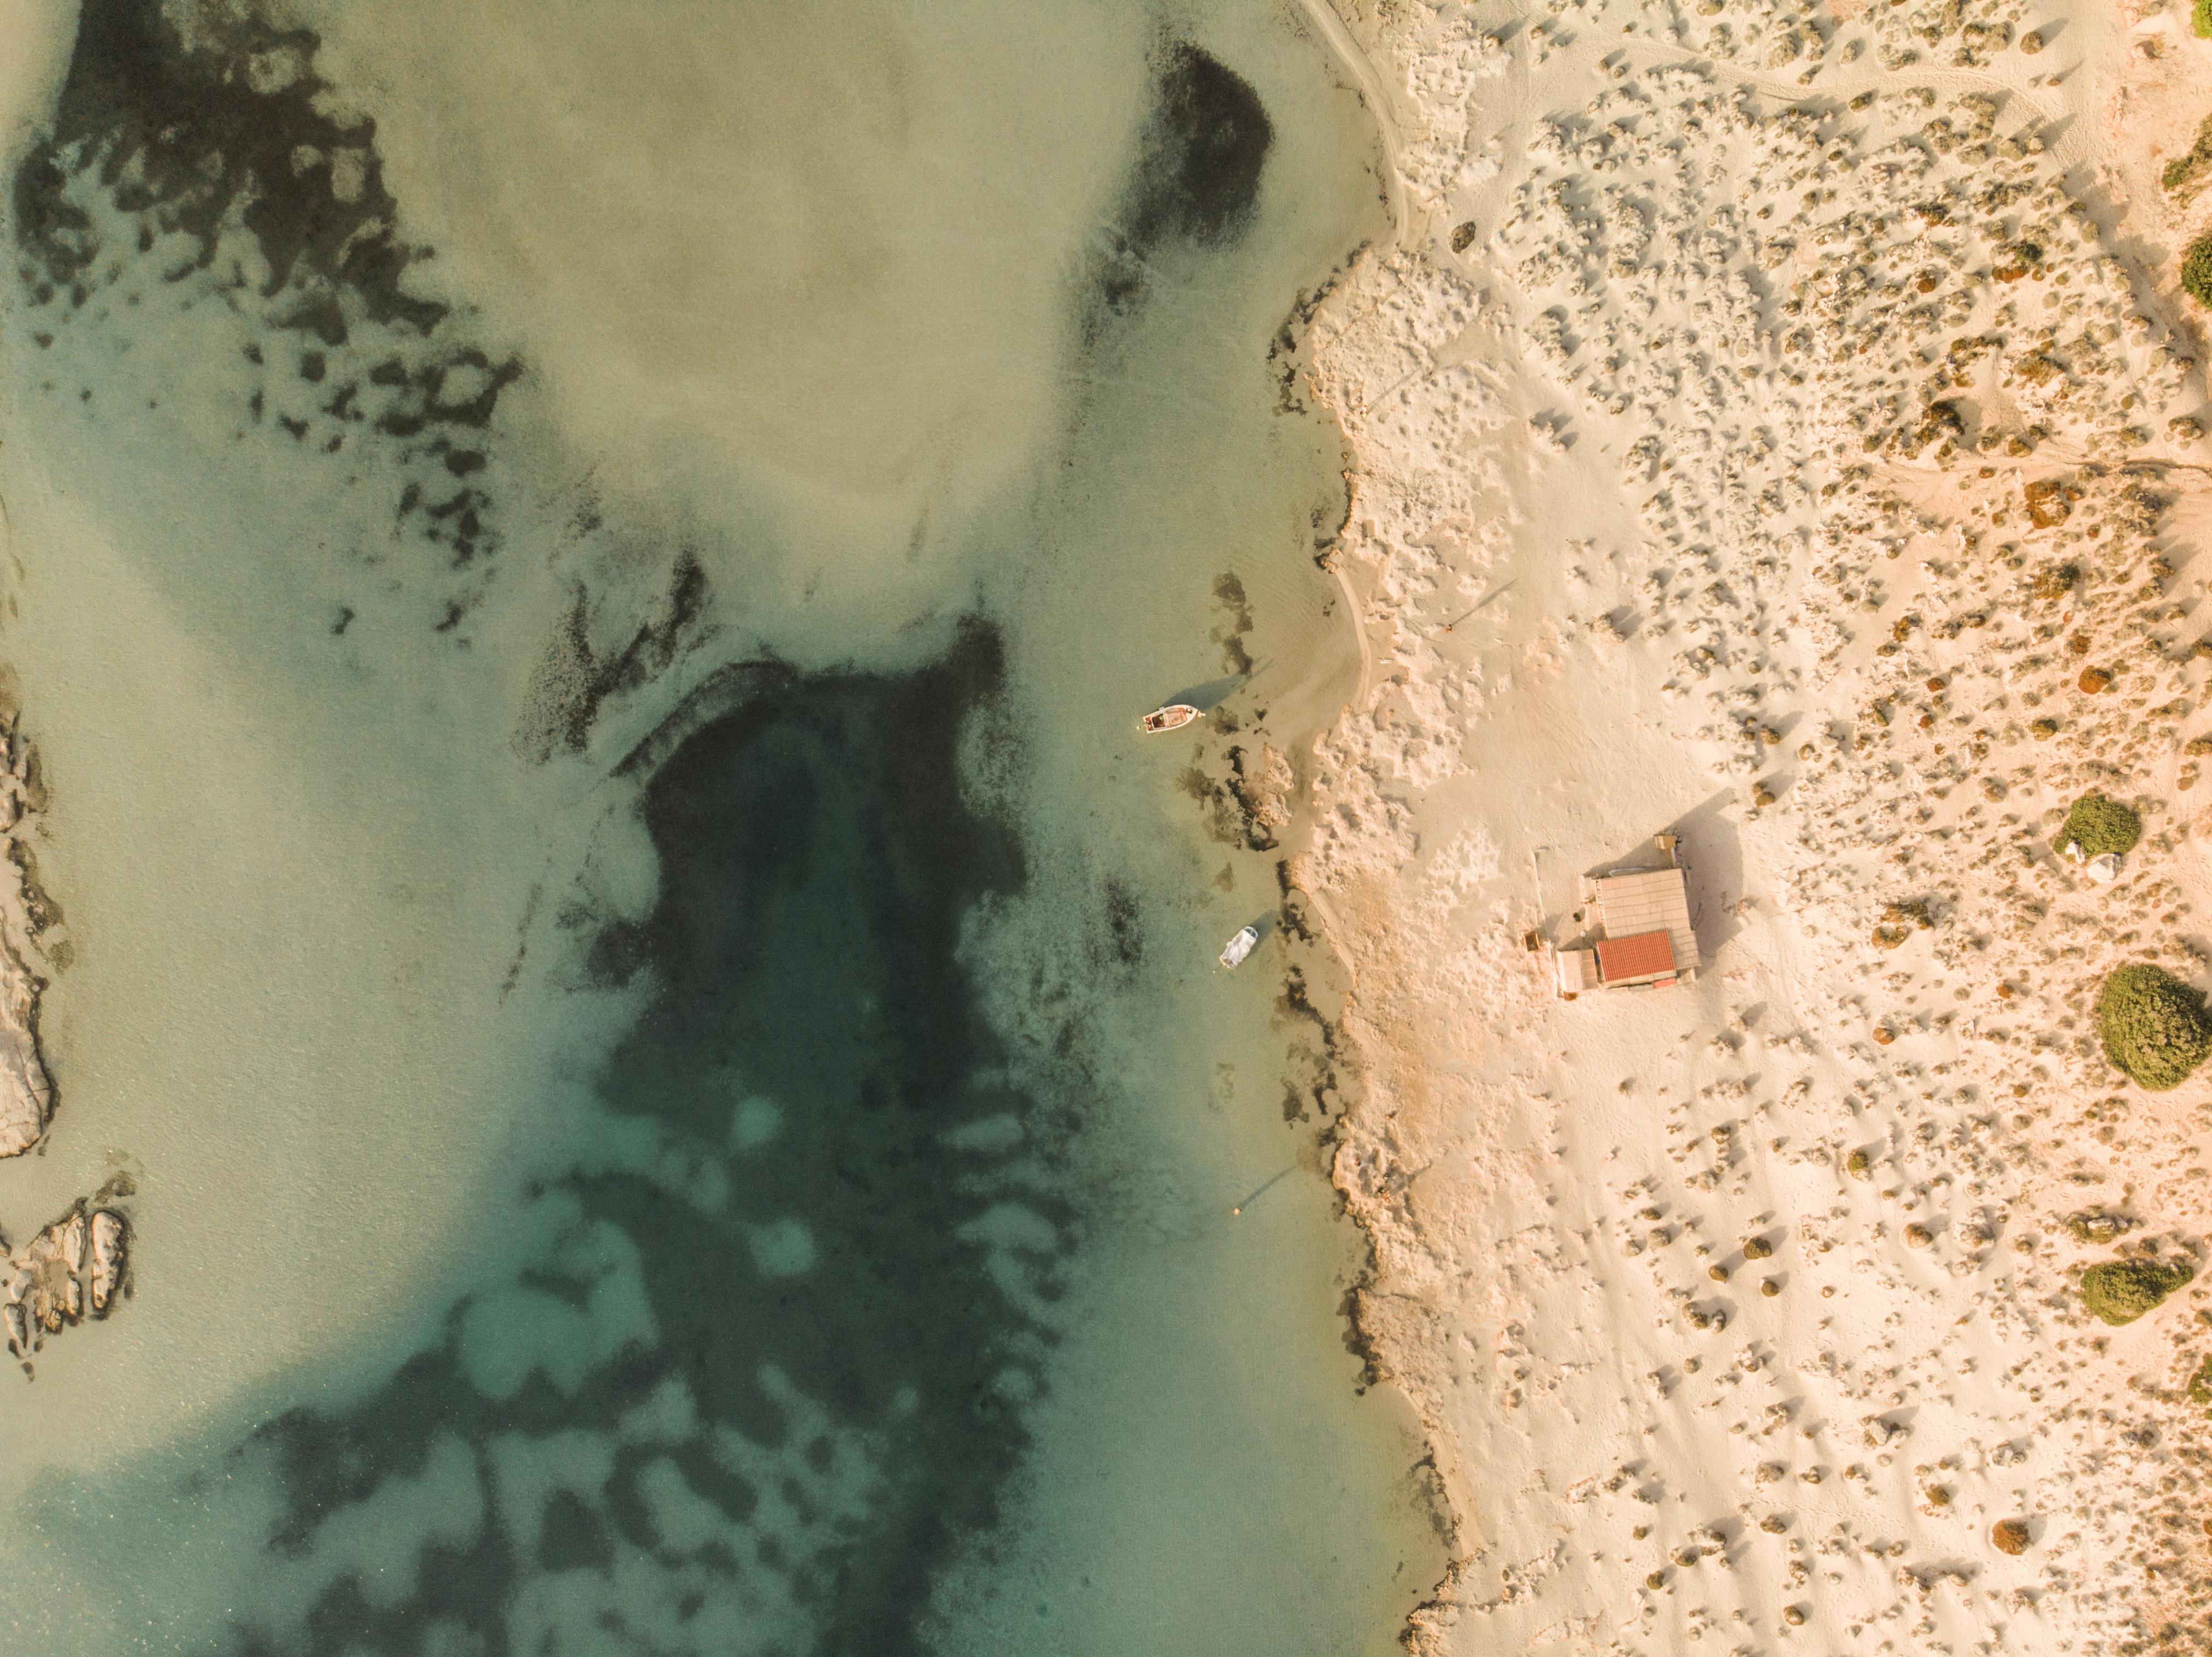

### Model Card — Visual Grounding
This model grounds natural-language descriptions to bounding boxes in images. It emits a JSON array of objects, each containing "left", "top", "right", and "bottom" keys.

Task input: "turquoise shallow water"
[{"left": 0, "top": 1, "right": 1440, "bottom": 1650}]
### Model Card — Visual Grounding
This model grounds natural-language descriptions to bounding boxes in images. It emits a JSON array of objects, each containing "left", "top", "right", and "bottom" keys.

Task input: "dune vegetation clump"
[
  {"left": 2066, "top": 1211, "right": 2131, "bottom": 1246},
  {"left": 2097, "top": 965, "right": 2212, "bottom": 1090},
  {"left": 2189, "top": 1354, "right": 2212, "bottom": 1407},
  {"left": 2031, "top": 562, "right": 2079, "bottom": 601},
  {"left": 2168, "top": 112, "right": 2212, "bottom": 192},
  {"left": 2079, "top": 1256, "right": 2193, "bottom": 1326},
  {"left": 2058, "top": 791, "right": 2141, "bottom": 860},
  {"left": 2187, "top": 231, "right": 2212, "bottom": 305}
]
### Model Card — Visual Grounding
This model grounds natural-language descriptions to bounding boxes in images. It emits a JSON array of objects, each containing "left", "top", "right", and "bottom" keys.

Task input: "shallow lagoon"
[{"left": 0, "top": 2, "right": 1439, "bottom": 1649}]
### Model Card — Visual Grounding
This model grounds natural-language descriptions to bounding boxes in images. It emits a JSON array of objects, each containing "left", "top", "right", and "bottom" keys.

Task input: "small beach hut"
[
  {"left": 1589, "top": 866, "right": 1698, "bottom": 986},
  {"left": 1548, "top": 837, "right": 1699, "bottom": 996}
]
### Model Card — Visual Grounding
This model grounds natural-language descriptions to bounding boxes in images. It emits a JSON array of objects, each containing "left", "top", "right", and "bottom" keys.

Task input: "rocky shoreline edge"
[
  {"left": 3, "top": 1202, "right": 127, "bottom": 1361},
  {"left": 0, "top": 704, "right": 55, "bottom": 1159},
  {"left": 0, "top": 689, "right": 132, "bottom": 1367}
]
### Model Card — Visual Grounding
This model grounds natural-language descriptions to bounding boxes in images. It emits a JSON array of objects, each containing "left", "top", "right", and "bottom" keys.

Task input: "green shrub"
[
  {"left": 2198, "top": 0, "right": 2212, "bottom": 39},
  {"left": 2190, "top": 1353, "right": 2212, "bottom": 1406},
  {"left": 2172, "top": 113, "right": 2212, "bottom": 195},
  {"left": 2080, "top": 1256, "right": 2193, "bottom": 1325},
  {"left": 2059, "top": 791, "right": 2141, "bottom": 859},
  {"left": 2097, "top": 965, "right": 2212, "bottom": 1090},
  {"left": 2187, "top": 233, "right": 2212, "bottom": 307}
]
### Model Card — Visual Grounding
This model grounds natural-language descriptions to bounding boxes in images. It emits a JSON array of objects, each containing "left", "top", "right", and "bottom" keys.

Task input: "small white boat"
[
  {"left": 1142, "top": 703, "right": 1199, "bottom": 735},
  {"left": 1219, "top": 924, "right": 1259, "bottom": 969}
]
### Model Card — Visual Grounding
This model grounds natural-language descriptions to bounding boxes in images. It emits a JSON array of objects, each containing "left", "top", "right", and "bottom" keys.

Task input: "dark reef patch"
[
  {"left": 515, "top": 553, "right": 714, "bottom": 762},
  {"left": 12, "top": 0, "right": 440, "bottom": 331},
  {"left": 1089, "top": 42, "right": 1273, "bottom": 322},
  {"left": 1128, "top": 45, "right": 1274, "bottom": 250},
  {"left": 229, "top": 624, "right": 1078, "bottom": 1656},
  {"left": 1100, "top": 875, "right": 1144, "bottom": 978},
  {"left": 1211, "top": 569, "right": 1255, "bottom": 677},
  {"left": 10, "top": 0, "right": 523, "bottom": 598}
]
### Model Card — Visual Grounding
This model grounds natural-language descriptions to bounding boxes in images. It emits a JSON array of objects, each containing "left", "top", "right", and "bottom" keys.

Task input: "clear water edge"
[{"left": 0, "top": 2, "right": 1444, "bottom": 1650}]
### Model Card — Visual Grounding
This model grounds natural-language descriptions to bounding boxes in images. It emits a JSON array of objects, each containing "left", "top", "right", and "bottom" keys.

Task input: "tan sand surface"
[{"left": 1295, "top": 0, "right": 2212, "bottom": 1648}]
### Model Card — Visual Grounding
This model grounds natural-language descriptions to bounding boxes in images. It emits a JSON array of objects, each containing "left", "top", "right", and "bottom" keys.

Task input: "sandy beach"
[{"left": 1299, "top": 0, "right": 2212, "bottom": 1649}]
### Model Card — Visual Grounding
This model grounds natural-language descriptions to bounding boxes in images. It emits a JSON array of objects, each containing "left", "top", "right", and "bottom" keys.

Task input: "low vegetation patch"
[
  {"left": 2080, "top": 1256, "right": 2193, "bottom": 1326},
  {"left": 2190, "top": 1353, "right": 2212, "bottom": 1407},
  {"left": 2058, "top": 791, "right": 2140, "bottom": 859},
  {"left": 2167, "top": 111, "right": 2212, "bottom": 195},
  {"left": 2030, "top": 562, "right": 2078, "bottom": 601},
  {"left": 2187, "top": 231, "right": 2212, "bottom": 307},
  {"left": 2097, "top": 965, "right": 2212, "bottom": 1090},
  {"left": 2066, "top": 1210, "right": 2133, "bottom": 1246},
  {"left": 2026, "top": 477, "right": 2074, "bottom": 528},
  {"left": 1870, "top": 897, "right": 1935, "bottom": 949},
  {"left": 2199, "top": 0, "right": 2212, "bottom": 40}
]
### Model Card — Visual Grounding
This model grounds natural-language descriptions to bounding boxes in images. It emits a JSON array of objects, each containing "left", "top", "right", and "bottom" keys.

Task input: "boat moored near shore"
[{"left": 1219, "top": 924, "right": 1259, "bottom": 969}]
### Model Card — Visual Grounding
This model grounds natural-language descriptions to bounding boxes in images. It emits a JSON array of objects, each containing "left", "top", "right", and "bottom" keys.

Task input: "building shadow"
[{"left": 1578, "top": 790, "right": 1746, "bottom": 966}]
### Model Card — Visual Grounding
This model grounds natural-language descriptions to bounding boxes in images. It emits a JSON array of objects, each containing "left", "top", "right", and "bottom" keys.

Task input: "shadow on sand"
[{"left": 1577, "top": 790, "right": 1746, "bottom": 967}]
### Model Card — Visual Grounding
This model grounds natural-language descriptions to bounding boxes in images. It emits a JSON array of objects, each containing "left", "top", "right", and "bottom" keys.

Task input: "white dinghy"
[{"left": 1219, "top": 924, "right": 1259, "bottom": 969}]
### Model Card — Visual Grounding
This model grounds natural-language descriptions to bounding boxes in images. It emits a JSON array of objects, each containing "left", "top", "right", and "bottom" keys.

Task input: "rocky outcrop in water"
[
  {"left": 2, "top": 1203, "right": 127, "bottom": 1357},
  {"left": 0, "top": 715, "right": 54, "bottom": 1159},
  {"left": 0, "top": 694, "right": 129, "bottom": 1371},
  {"left": 0, "top": 940, "right": 50, "bottom": 1157}
]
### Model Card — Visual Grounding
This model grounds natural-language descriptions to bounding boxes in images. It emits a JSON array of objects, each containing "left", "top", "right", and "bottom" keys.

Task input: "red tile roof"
[{"left": 1596, "top": 929, "right": 1676, "bottom": 983}]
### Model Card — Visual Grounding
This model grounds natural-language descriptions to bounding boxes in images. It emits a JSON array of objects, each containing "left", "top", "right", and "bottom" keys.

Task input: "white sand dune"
[{"left": 1298, "top": 0, "right": 2212, "bottom": 1649}]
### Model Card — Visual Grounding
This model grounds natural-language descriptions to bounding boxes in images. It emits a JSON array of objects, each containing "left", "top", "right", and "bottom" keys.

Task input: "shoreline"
[
  {"left": 0, "top": 1, "right": 1444, "bottom": 1643},
  {"left": 0, "top": 689, "right": 132, "bottom": 1366},
  {"left": 1296, "top": 0, "right": 2212, "bottom": 1650}
]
